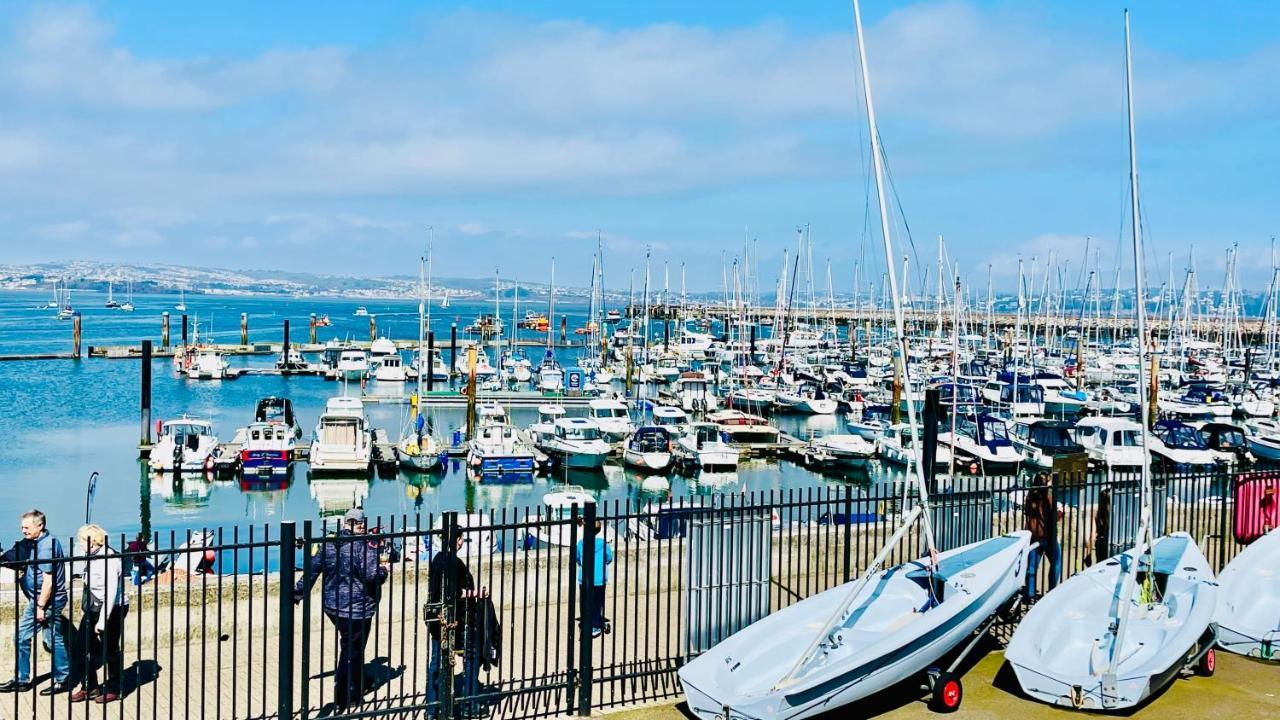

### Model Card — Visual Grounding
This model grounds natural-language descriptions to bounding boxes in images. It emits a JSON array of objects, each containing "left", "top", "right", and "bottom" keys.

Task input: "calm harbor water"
[{"left": 0, "top": 289, "right": 912, "bottom": 542}]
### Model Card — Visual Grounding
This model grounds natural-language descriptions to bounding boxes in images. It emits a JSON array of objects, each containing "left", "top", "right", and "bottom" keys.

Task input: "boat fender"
[{"left": 156, "top": 419, "right": 163, "bottom": 437}]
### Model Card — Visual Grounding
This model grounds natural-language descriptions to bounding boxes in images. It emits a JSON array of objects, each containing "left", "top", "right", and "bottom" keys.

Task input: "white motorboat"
[
  {"left": 773, "top": 383, "right": 838, "bottom": 415},
  {"left": 373, "top": 353, "right": 408, "bottom": 382},
  {"left": 186, "top": 349, "right": 228, "bottom": 380},
  {"left": 1245, "top": 419, "right": 1280, "bottom": 461},
  {"left": 532, "top": 417, "right": 611, "bottom": 470},
  {"left": 1074, "top": 417, "right": 1148, "bottom": 469},
  {"left": 354, "top": 306, "right": 369, "bottom": 317},
  {"left": 1149, "top": 419, "right": 1220, "bottom": 471},
  {"left": 707, "top": 410, "right": 779, "bottom": 445},
  {"left": 877, "top": 423, "right": 953, "bottom": 469},
  {"left": 726, "top": 386, "right": 775, "bottom": 412},
  {"left": 524, "top": 486, "right": 612, "bottom": 548},
  {"left": 937, "top": 413, "right": 1020, "bottom": 472},
  {"left": 675, "top": 423, "right": 739, "bottom": 470},
  {"left": 651, "top": 405, "right": 689, "bottom": 437},
  {"left": 456, "top": 347, "right": 499, "bottom": 379},
  {"left": 309, "top": 396, "right": 373, "bottom": 473},
  {"left": 672, "top": 371, "right": 718, "bottom": 413},
  {"left": 1214, "top": 527, "right": 1279, "bottom": 659},
  {"left": 335, "top": 348, "right": 369, "bottom": 381},
  {"left": 149, "top": 418, "right": 219, "bottom": 472},
  {"left": 467, "top": 419, "right": 539, "bottom": 476},
  {"left": 1006, "top": 533, "right": 1218, "bottom": 709},
  {"left": 680, "top": 531, "right": 1031, "bottom": 720},
  {"left": 623, "top": 426, "right": 674, "bottom": 472},
  {"left": 809, "top": 434, "right": 875, "bottom": 466},
  {"left": 1008, "top": 419, "right": 1086, "bottom": 471},
  {"left": 412, "top": 348, "right": 452, "bottom": 383},
  {"left": 587, "top": 398, "right": 634, "bottom": 443}
]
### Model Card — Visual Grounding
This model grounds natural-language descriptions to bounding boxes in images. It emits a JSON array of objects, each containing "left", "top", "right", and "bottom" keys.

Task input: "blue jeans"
[
  {"left": 427, "top": 635, "right": 480, "bottom": 716},
  {"left": 16, "top": 600, "right": 70, "bottom": 684},
  {"left": 1025, "top": 538, "right": 1061, "bottom": 599}
]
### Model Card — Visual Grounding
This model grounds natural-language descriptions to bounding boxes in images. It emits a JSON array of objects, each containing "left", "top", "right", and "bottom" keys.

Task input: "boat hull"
[
  {"left": 1005, "top": 532, "right": 1218, "bottom": 710},
  {"left": 1215, "top": 527, "right": 1280, "bottom": 660},
  {"left": 679, "top": 532, "right": 1030, "bottom": 720}
]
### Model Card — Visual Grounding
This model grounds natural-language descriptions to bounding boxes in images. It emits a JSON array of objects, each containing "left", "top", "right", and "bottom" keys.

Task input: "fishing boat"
[
  {"left": 149, "top": 418, "right": 220, "bottom": 472},
  {"left": 623, "top": 426, "right": 674, "bottom": 472},
  {"left": 532, "top": 417, "right": 612, "bottom": 470},
  {"left": 309, "top": 396, "right": 373, "bottom": 474},
  {"left": 675, "top": 422, "right": 739, "bottom": 471},
  {"left": 1214, "top": 527, "right": 1279, "bottom": 659},
  {"left": 238, "top": 421, "right": 295, "bottom": 478},
  {"left": 1005, "top": 14, "right": 1219, "bottom": 711}
]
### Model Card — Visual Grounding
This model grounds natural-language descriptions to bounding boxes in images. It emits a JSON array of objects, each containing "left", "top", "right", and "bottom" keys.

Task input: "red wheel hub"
[{"left": 943, "top": 681, "right": 960, "bottom": 707}]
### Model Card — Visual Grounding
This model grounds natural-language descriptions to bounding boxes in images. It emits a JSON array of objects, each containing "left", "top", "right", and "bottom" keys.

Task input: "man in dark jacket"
[
  {"left": 425, "top": 529, "right": 486, "bottom": 717},
  {"left": 295, "top": 508, "right": 389, "bottom": 710}
]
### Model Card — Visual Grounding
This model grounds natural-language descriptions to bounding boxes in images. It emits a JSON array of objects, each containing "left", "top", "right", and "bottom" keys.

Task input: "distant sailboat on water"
[
  {"left": 105, "top": 281, "right": 121, "bottom": 309},
  {"left": 176, "top": 288, "right": 187, "bottom": 311}
]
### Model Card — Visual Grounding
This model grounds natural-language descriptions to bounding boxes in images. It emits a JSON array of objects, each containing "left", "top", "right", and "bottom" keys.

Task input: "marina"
[{"left": 0, "top": 3, "right": 1277, "bottom": 720}]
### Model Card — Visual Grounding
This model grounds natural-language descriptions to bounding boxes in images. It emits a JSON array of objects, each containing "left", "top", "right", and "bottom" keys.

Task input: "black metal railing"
[{"left": 0, "top": 467, "right": 1272, "bottom": 720}]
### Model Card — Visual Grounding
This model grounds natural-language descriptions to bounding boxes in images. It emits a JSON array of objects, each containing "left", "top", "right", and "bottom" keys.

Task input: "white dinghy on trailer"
[
  {"left": 1214, "top": 526, "right": 1279, "bottom": 660},
  {"left": 1004, "top": 12, "right": 1219, "bottom": 711},
  {"left": 678, "top": 5, "right": 1030, "bottom": 715}
]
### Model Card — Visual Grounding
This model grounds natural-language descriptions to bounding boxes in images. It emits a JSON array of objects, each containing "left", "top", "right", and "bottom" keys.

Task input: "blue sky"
[{"left": 0, "top": 1, "right": 1277, "bottom": 292}]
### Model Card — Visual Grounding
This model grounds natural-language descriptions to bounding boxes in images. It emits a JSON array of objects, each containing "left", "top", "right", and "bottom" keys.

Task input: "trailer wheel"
[
  {"left": 930, "top": 671, "right": 962, "bottom": 713},
  {"left": 1195, "top": 647, "right": 1216, "bottom": 677}
]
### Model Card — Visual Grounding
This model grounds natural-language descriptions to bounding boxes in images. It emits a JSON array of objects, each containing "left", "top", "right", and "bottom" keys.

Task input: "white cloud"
[{"left": 35, "top": 219, "right": 89, "bottom": 240}]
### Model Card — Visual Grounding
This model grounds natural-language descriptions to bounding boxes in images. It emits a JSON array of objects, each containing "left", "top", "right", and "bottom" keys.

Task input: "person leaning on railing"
[
  {"left": 0, "top": 509, "right": 71, "bottom": 695},
  {"left": 71, "top": 524, "right": 129, "bottom": 704}
]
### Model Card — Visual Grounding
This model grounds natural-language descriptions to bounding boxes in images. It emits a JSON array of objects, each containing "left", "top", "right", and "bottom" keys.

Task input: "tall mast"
[{"left": 1108, "top": 10, "right": 1154, "bottom": 692}]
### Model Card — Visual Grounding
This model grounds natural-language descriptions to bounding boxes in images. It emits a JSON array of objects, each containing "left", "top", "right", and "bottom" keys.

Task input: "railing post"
[
  {"left": 278, "top": 521, "right": 296, "bottom": 720},
  {"left": 565, "top": 505, "right": 580, "bottom": 714},
  {"left": 1217, "top": 467, "right": 1233, "bottom": 572},
  {"left": 299, "top": 521, "right": 313, "bottom": 720},
  {"left": 578, "top": 503, "right": 597, "bottom": 716},
  {"left": 842, "top": 486, "right": 853, "bottom": 582},
  {"left": 441, "top": 511, "right": 459, "bottom": 720}
]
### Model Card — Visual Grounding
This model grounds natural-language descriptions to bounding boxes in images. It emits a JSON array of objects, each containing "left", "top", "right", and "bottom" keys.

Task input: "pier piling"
[
  {"left": 161, "top": 312, "right": 170, "bottom": 348},
  {"left": 450, "top": 324, "right": 458, "bottom": 378},
  {"left": 309, "top": 313, "right": 317, "bottom": 344},
  {"left": 240, "top": 313, "right": 248, "bottom": 346},
  {"left": 140, "top": 340, "right": 152, "bottom": 449},
  {"left": 282, "top": 320, "right": 291, "bottom": 370},
  {"left": 465, "top": 346, "right": 477, "bottom": 440},
  {"left": 663, "top": 319, "right": 670, "bottom": 351},
  {"left": 560, "top": 315, "right": 567, "bottom": 344},
  {"left": 181, "top": 314, "right": 189, "bottom": 347},
  {"left": 370, "top": 315, "right": 377, "bottom": 342},
  {"left": 427, "top": 331, "right": 435, "bottom": 391},
  {"left": 72, "top": 312, "right": 82, "bottom": 359}
]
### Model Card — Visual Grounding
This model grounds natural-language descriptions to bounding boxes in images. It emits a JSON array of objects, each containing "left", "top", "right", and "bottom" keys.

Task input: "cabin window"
[{"left": 251, "top": 429, "right": 261, "bottom": 441}]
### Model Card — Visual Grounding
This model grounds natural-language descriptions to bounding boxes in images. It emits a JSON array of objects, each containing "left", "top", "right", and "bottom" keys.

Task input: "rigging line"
[{"left": 877, "top": 138, "right": 926, "bottom": 294}]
